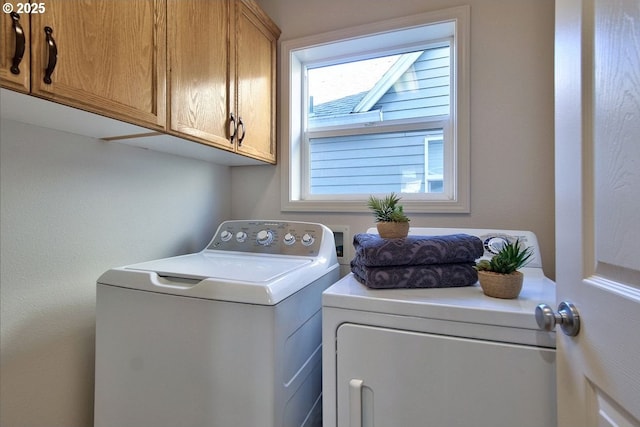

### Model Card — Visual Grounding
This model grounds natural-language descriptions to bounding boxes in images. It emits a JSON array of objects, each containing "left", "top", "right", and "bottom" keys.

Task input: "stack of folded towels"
[{"left": 351, "top": 233, "right": 485, "bottom": 289}]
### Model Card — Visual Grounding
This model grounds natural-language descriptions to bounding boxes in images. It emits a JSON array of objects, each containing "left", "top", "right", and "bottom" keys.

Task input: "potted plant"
[
  {"left": 367, "top": 192, "right": 410, "bottom": 238},
  {"left": 475, "top": 239, "right": 533, "bottom": 299}
]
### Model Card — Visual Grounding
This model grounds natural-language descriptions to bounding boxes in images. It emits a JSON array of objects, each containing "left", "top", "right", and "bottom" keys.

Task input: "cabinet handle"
[
  {"left": 9, "top": 12, "right": 25, "bottom": 75},
  {"left": 43, "top": 26, "right": 57, "bottom": 84},
  {"left": 349, "top": 379, "right": 364, "bottom": 427},
  {"left": 237, "top": 117, "right": 246, "bottom": 146},
  {"left": 229, "top": 113, "right": 237, "bottom": 144}
]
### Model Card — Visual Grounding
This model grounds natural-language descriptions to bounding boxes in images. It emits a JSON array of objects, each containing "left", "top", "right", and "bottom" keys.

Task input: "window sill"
[{"left": 281, "top": 198, "right": 470, "bottom": 214}]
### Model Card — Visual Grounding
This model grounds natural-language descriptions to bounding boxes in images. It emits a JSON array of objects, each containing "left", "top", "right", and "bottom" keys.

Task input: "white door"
[{"left": 555, "top": 0, "right": 640, "bottom": 425}]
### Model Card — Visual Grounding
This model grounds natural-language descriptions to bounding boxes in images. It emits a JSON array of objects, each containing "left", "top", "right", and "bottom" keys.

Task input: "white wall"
[
  {"left": 0, "top": 119, "right": 231, "bottom": 426},
  {"left": 233, "top": 0, "right": 556, "bottom": 278}
]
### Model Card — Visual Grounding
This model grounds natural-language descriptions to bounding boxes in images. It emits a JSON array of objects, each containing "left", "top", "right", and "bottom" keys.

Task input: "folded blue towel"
[
  {"left": 353, "top": 233, "right": 484, "bottom": 267},
  {"left": 350, "top": 259, "right": 478, "bottom": 289}
]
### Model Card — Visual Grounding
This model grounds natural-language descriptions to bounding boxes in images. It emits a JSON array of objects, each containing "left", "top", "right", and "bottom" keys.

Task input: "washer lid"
[
  {"left": 97, "top": 251, "right": 336, "bottom": 305},
  {"left": 124, "top": 252, "right": 311, "bottom": 282}
]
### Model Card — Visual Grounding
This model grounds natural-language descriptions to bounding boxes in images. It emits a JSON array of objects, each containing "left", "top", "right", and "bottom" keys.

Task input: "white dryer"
[
  {"left": 95, "top": 220, "right": 339, "bottom": 427},
  {"left": 322, "top": 227, "right": 557, "bottom": 427}
]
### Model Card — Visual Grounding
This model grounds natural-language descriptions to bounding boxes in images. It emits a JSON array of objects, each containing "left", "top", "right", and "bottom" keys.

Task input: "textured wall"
[{"left": 0, "top": 119, "right": 231, "bottom": 426}]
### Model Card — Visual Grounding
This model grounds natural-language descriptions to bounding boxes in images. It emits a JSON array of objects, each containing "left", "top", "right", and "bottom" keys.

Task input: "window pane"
[
  {"left": 307, "top": 46, "right": 450, "bottom": 129},
  {"left": 308, "top": 55, "right": 400, "bottom": 110},
  {"left": 309, "top": 129, "right": 444, "bottom": 195}
]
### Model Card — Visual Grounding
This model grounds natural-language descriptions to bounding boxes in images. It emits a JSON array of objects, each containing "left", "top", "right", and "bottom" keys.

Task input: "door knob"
[{"left": 535, "top": 301, "right": 580, "bottom": 336}]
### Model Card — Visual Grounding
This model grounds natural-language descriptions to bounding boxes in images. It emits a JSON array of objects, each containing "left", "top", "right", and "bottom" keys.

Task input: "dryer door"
[{"left": 336, "top": 324, "right": 555, "bottom": 427}]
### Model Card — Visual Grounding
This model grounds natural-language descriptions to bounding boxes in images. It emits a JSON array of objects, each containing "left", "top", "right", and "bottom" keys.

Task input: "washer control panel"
[{"left": 206, "top": 220, "right": 325, "bottom": 256}]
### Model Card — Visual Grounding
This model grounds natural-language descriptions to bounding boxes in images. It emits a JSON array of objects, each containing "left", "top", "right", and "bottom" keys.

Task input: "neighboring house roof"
[
  {"left": 311, "top": 91, "right": 368, "bottom": 116},
  {"left": 352, "top": 51, "right": 423, "bottom": 113},
  {"left": 310, "top": 51, "right": 423, "bottom": 118}
]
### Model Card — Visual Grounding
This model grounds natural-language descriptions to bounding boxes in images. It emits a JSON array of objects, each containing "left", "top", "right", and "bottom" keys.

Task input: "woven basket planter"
[
  {"left": 377, "top": 222, "right": 410, "bottom": 239},
  {"left": 478, "top": 270, "right": 524, "bottom": 299}
]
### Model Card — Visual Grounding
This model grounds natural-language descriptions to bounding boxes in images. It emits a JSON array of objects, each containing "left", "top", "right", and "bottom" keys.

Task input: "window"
[{"left": 281, "top": 6, "right": 470, "bottom": 213}]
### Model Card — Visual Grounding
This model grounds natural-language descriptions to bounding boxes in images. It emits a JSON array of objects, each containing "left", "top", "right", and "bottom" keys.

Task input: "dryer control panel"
[
  {"left": 206, "top": 220, "right": 329, "bottom": 257},
  {"left": 373, "top": 227, "right": 543, "bottom": 269}
]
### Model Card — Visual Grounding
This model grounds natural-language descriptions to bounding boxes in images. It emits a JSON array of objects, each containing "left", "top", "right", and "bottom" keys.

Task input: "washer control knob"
[
  {"left": 236, "top": 231, "right": 247, "bottom": 243},
  {"left": 256, "top": 230, "right": 274, "bottom": 246},
  {"left": 220, "top": 230, "right": 233, "bottom": 242},
  {"left": 283, "top": 233, "right": 296, "bottom": 245},
  {"left": 301, "top": 233, "right": 315, "bottom": 246}
]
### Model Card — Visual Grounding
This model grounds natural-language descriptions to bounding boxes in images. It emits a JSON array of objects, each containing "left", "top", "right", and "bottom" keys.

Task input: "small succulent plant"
[
  {"left": 367, "top": 193, "right": 410, "bottom": 223},
  {"left": 476, "top": 239, "right": 533, "bottom": 274}
]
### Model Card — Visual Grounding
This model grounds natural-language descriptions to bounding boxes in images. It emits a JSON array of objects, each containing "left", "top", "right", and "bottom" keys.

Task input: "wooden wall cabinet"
[
  {"left": 1, "top": 1, "right": 165, "bottom": 129},
  {"left": 1, "top": 0, "right": 279, "bottom": 164},
  {"left": 168, "top": 0, "right": 231, "bottom": 149},
  {"left": 233, "top": 1, "right": 279, "bottom": 163},
  {"left": 29, "top": 0, "right": 166, "bottom": 129},
  {"left": 168, "top": 0, "right": 280, "bottom": 164},
  {"left": 0, "top": 2, "right": 30, "bottom": 93}
]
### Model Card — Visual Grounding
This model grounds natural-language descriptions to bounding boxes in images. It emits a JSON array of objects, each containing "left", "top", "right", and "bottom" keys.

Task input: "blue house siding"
[
  {"left": 309, "top": 130, "right": 443, "bottom": 194},
  {"left": 308, "top": 45, "right": 450, "bottom": 195},
  {"left": 372, "top": 46, "right": 450, "bottom": 121}
]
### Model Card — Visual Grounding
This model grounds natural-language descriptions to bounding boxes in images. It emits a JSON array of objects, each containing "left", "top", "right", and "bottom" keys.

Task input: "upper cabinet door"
[
  {"left": 233, "top": 0, "right": 280, "bottom": 164},
  {"left": 0, "top": 2, "right": 30, "bottom": 92},
  {"left": 30, "top": 0, "right": 166, "bottom": 129},
  {"left": 168, "top": 0, "right": 232, "bottom": 150}
]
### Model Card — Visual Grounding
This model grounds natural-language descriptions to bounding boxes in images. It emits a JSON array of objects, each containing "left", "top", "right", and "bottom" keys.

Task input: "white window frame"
[
  {"left": 424, "top": 134, "right": 446, "bottom": 193},
  {"left": 280, "top": 6, "right": 470, "bottom": 213}
]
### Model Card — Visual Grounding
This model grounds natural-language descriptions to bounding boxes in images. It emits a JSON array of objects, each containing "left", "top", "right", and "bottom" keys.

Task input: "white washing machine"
[
  {"left": 94, "top": 220, "right": 339, "bottom": 427},
  {"left": 322, "top": 227, "right": 557, "bottom": 427}
]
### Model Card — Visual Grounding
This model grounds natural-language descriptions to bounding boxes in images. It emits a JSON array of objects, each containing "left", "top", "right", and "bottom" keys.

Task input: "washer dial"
[
  {"left": 256, "top": 230, "right": 274, "bottom": 246},
  {"left": 301, "top": 233, "right": 315, "bottom": 246},
  {"left": 283, "top": 233, "right": 296, "bottom": 245}
]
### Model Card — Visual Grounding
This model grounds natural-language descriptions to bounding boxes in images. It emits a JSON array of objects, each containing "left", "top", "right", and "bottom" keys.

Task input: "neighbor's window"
[{"left": 281, "top": 6, "right": 470, "bottom": 213}]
